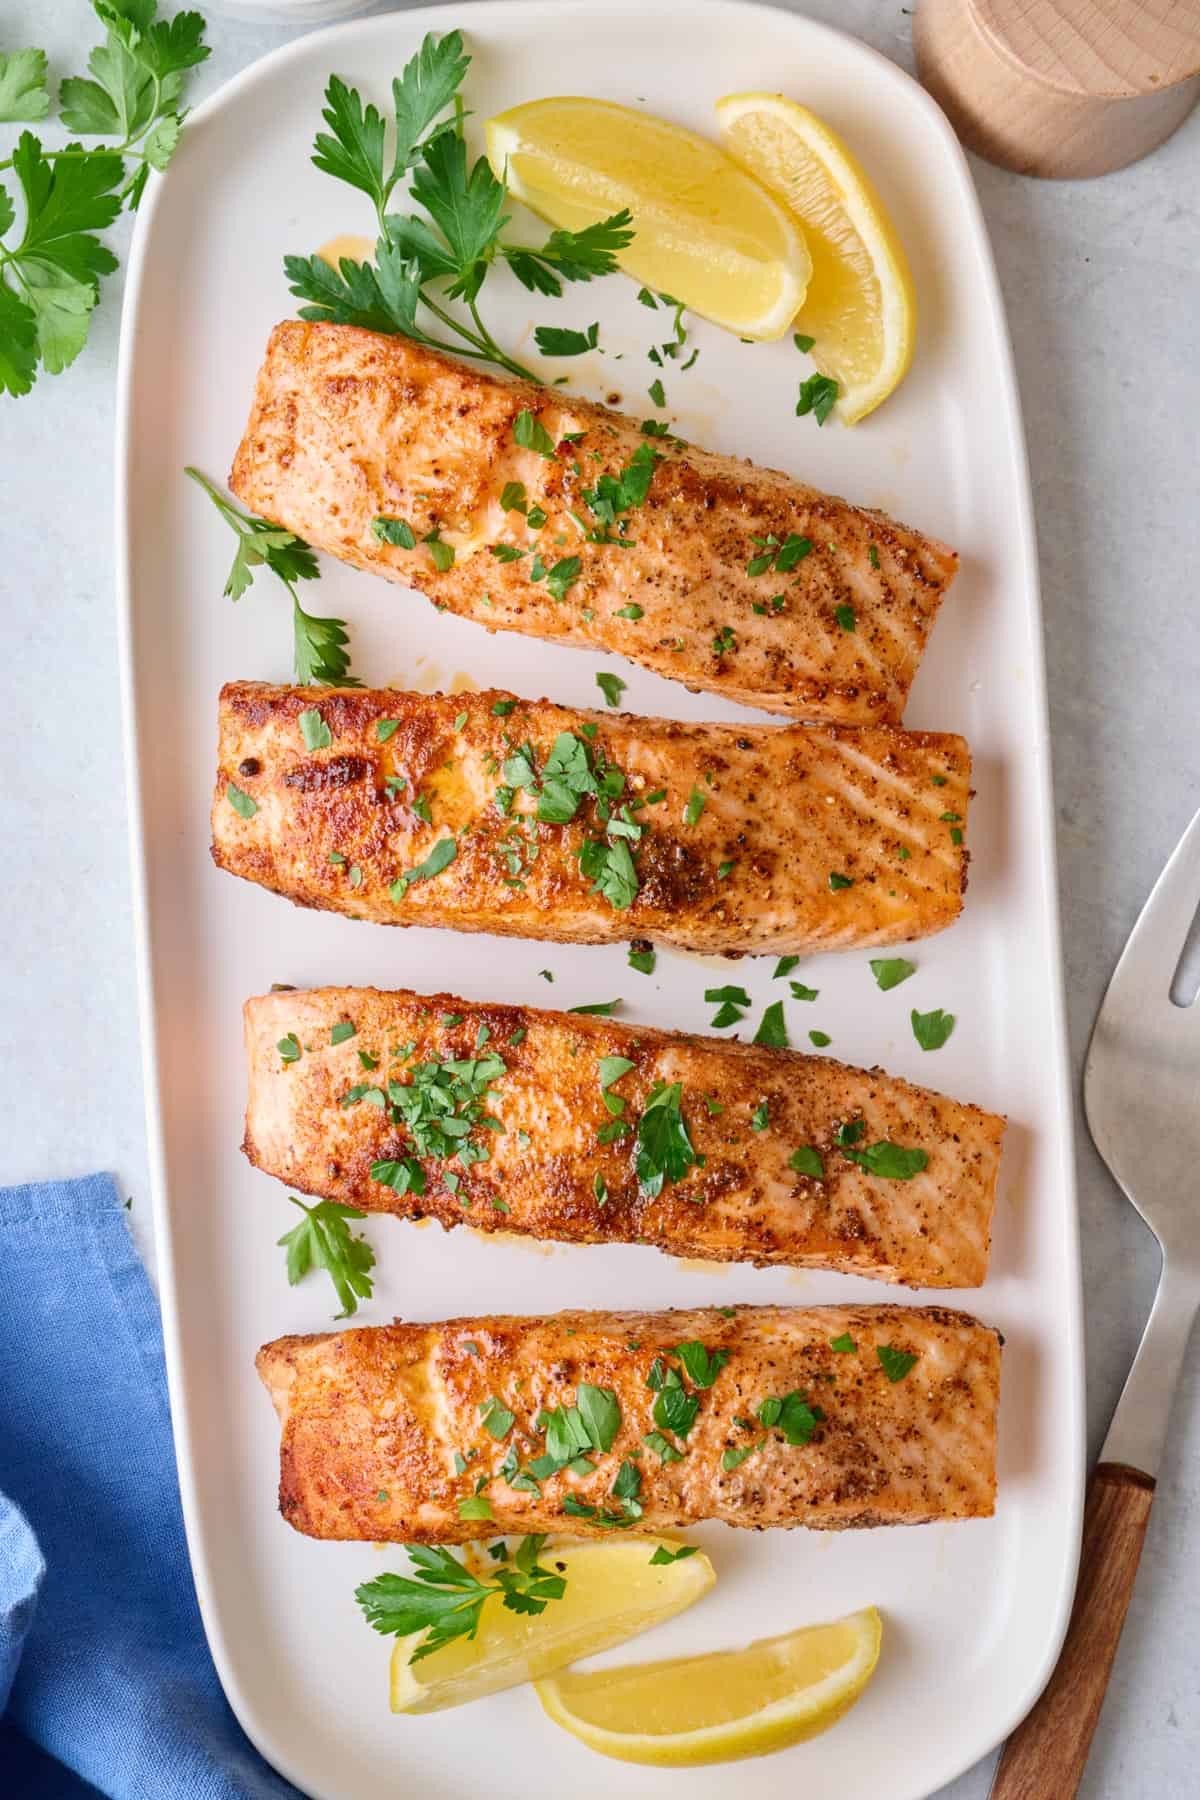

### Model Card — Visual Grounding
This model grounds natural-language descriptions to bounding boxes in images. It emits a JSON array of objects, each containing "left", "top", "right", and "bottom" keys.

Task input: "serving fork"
[{"left": 990, "top": 806, "right": 1200, "bottom": 1798}]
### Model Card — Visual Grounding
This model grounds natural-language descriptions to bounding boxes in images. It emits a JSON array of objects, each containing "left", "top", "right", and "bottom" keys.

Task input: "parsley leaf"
[
  {"left": 830, "top": 1332, "right": 857, "bottom": 1353},
  {"left": 796, "top": 371, "right": 839, "bottom": 424},
  {"left": 278, "top": 1197, "right": 375, "bottom": 1318},
  {"left": 870, "top": 958, "right": 916, "bottom": 991},
  {"left": 876, "top": 1345, "right": 919, "bottom": 1383},
  {"left": 628, "top": 944, "right": 655, "bottom": 975},
  {"left": 513, "top": 408, "right": 557, "bottom": 458},
  {"left": 773, "top": 956, "right": 800, "bottom": 979},
  {"left": 757, "top": 1390, "right": 823, "bottom": 1445},
  {"left": 390, "top": 834, "right": 457, "bottom": 899},
  {"left": 534, "top": 320, "right": 598, "bottom": 356},
  {"left": 0, "top": 49, "right": 50, "bottom": 124},
  {"left": 911, "top": 1007, "right": 955, "bottom": 1051},
  {"left": 299, "top": 707, "right": 332, "bottom": 751},
  {"left": 753, "top": 1001, "right": 789, "bottom": 1049},
  {"left": 185, "top": 468, "right": 359, "bottom": 686},
  {"left": 789, "top": 1145, "right": 824, "bottom": 1177},
  {"left": 829, "top": 871, "right": 854, "bottom": 891},
  {"left": 372, "top": 515, "right": 416, "bottom": 547},
  {"left": 636, "top": 1080, "right": 696, "bottom": 1197},
  {"left": 357, "top": 1534, "right": 566, "bottom": 1662},
  {"left": 226, "top": 783, "right": 257, "bottom": 820},
  {"left": 683, "top": 786, "right": 706, "bottom": 826},
  {"left": 674, "top": 1342, "right": 730, "bottom": 1388},
  {"left": 596, "top": 671, "right": 625, "bottom": 708},
  {"left": 844, "top": 1141, "right": 929, "bottom": 1180},
  {"left": 648, "top": 1543, "right": 698, "bottom": 1565}
]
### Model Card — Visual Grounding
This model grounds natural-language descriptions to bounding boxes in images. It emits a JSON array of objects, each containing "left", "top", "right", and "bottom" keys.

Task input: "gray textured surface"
[{"left": 2, "top": 1, "right": 1197, "bottom": 1794}]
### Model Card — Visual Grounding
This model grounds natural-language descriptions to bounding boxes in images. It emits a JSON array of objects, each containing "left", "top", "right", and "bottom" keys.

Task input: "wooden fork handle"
[{"left": 989, "top": 1463, "right": 1155, "bottom": 1800}]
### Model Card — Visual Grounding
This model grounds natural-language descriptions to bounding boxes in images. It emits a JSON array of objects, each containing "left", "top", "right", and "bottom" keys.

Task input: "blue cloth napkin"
[{"left": 0, "top": 1174, "right": 303, "bottom": 1799}]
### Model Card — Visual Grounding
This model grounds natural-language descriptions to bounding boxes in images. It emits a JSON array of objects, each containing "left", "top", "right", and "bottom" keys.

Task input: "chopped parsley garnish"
[
  {"left": 513, "top": 409, "right": 557, "bottom": 458},
  {"left": 370, "top": 1157, "right": 426, "bottom": 1197},
  {"left": 628, "top": 944, "right": 656, "bottom": 975},
  {"left": 534, "top": 320, "right": 598, "bottom": 356},
  {"left": 490, "top": 543, "right": 526, "bottom": 562},
  {"left": 376, "top": 719, "right": 400, "bottom": 741},
  {"left": 789, "top": 1145, "right": 824, "bottom": 1177},
  {"left": 751, "top": 1100, "right": 769, "bottom": 1132},
  {"left": 876, "top": 1345, "right": 919, "bottom": 1383},
  {"left": 649, "top": 1543, "right": 698, "bottom": 1565},
  {"left": 299, "top": 707, "right": 332, "bottom": 750},
  {"left": 636, "top": 1081, "right": 696, "bottom": 1197},
  {"left": 712, "top": 625, "right": 736, "bottom": 657},
  {"left": 870, "top": 958, "right": 916, "bottom": 991},
  {"left": 674, "top": 1342, "right": 730, "bottom": 1388},
  {"left": 789, "top": 981, "right": 818, "bottom": 1002},
  {"left": 389, "top": 834, "right": 457, "bottom": 899},
  {"left": 643, "top": 1431, "right": 683, "bottom": 1465},
  {"left": 424, "top": 529, "right": 455, "bottom": 571},
  {"left": 648, "top": 377, "right": 666, "bottom": 406},
  {"left": 721, "top": 1441, "right": 760, "bottom": 1472},
  {"left": 844, "top": 1141, "right": 929, "bottom": 1180},
  {"left": 492, "top": 698, "right": 518, "bottom": 715},
  {"left": 828, "top": 871, "right": 853, "bottom": 891},
  {"left": 500, "top": 481, "right": 526, "bottom": 513},
  {"left": 372, "top": 516, "right": 416, "bottom": 548},
  {"left": 453, "top": 710, "right": 468, "bottom": 732},
  {"left": 581, "top": 439, "right": 659, "bottom": 538},
  {"left": 615, "top": 602, "right": 644, "bottom": 620},
  {"left": 911, "top": 1007, "right": 955, "bottom": 1051},
  {"left": 479, "top": 1396, "right": 515, "bottom": 1439},
  {"left": 830, "top": 1332, "right": 857, "bottom": 1354},
  {"left": 868, "top": 542, "right": 880, "bottom": 570},
  {"left": 648, "top": 1359, "right": 700, "bottom": 1439},
  {"left": 796, "top": 371, "right": 839, "bottom": 424},
  {"left": 835, "top": 1120, "right": 866, "bottom": 1146},
  {"left": 356, "top": 1535, "right": 566, "bottom": 1662},
  {"left": 835, "top": 603, "right": 856, "bottom": 632},
  {"left": 569, "top": 999, "right": 621, "bottom": 1016},
  {"left": 277, "top": 1033, "right": 301, "bottom": 1063},
  {"left": 596, "top": 671, "right": 626, "bottom": 708},
  {"left": 773, "top": 956, "right": 800, "bottom": 979},
  {"left": 793, "top": 333, "right": 816, "bottom": 353},
  {"left": 717, "top": 860, "right": 735, "bottom": 880},
  {"left": 752, "top": 1001, "right": 788, "bottom": 1049},
  {"left": 330, "top": 1021, "right": 356, "bottom": 1045},
  {"left": 808, "top": 1030, "right": 832, "bottom": 1048},
  {"left": 278, "top": 1197, "right": 374, "bottom": 1318},
  {"left": 457, "top": 1494, "right": 493, "bottom": 1521},
  {"left": 227, "top": 783, "right": 257, "bottom": 819},
  {"left": 683, "top": 786, "right": 706, "bottom": 826},
  {"left": 757, "top": 1391, "right": 823, "bottom": 1444},
  {"left": 746, "top": 532, "right": 812, "bottom": 577}
]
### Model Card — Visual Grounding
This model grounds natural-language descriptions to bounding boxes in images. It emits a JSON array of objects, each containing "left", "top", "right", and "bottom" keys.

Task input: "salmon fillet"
[
  {"left": 212, "top": 682, "right": 970, "bottom": 955},
  {"left": 244, "top": 987, "right": 1002, "bottom": 1287},
  {"left": 256, "top": 1304, "right": 1000, "bottom": 1542},
  {"left": 229, "top": 322, "right": 958, "bottom": 723}
]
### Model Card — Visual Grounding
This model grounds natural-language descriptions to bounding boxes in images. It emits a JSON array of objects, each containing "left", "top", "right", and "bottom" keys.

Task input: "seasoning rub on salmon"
[
  {"left": 257, "top": 1304, "right": 1000, "bottom": 1543},
  {"left": 212, "top": 682, "right": 970, "bottom": 956},
  {"left": 244, "top": 987, "right": 1003, "bottom": 1288},
  {"left": 229, "top": 322, "right": 958, "bottom": 723}
]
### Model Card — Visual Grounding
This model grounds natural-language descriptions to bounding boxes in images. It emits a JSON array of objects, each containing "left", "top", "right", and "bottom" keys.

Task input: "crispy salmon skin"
[
  {"left": 244, "top": 987, "right": 1003, "bottom": 1287},
  {"left": 257, "top": 1304, "right": 1000, "bottom": 1543},
  {"left": 213, "top": 682, "right": 970, "bottom": 955},
  {"left": 229, "top": 322, "right": 958, "bottom": 722}
]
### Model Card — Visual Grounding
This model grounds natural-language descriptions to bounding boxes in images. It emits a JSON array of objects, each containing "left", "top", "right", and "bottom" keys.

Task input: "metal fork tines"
[{"left": 1084, "top": 803, "right": 1200, "bottom": 1478}]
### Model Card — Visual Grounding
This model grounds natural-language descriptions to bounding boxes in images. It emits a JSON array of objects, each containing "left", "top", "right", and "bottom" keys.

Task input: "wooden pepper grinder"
[{"left": 914, "top": 0, "right": 1200, "bottom": 176}]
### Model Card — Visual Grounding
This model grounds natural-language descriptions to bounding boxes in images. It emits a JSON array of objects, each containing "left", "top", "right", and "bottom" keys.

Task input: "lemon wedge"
[
  {"left": 389, "top": 1537, "right": 714, "bottom": 1713},
  {"left": 717, "top": 94, "right": 915, "bottom": 422},
  {"left": 485, "top": 97, "right": 811, "bottom": 340},
  {"left": 536, "top": 1605, "right": 881, "bottom": 1765}
]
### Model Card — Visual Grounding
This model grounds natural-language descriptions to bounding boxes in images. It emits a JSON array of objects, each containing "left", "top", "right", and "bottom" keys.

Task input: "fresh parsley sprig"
[
  {"left": 185, "top": 467, "right": 359, "bottom": 686},
  {"left": 0, "top": 5, "right": 210, "bottom": 397},
  {"left": 356, "top": 1535, "right": 566, "bottom": 1662},
  {"left": 285, "top": 30, "right": 633, "bottom": 385},
  {"left": 278, "top": 1196, "right": 375, "bottom": 1319}
]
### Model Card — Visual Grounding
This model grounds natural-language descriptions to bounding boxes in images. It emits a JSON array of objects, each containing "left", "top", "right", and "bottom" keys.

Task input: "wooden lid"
[{"left": 973, "top": 0, "right": 1200, "bottom": 98}]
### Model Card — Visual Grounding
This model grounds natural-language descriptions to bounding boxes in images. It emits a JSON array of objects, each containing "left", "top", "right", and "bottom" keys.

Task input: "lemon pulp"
[
  {"left": 717, "top": 93, "right": 916, "bottom": 421},
  {"left": 389, "top": 1536, "right": 714, "bottom": 1713},
  {"left": 486, "top": 96, "right": 811, "bottom": 340},
  {"left": 536, "top": 1605, "right": 882, "bottom": 1764}
]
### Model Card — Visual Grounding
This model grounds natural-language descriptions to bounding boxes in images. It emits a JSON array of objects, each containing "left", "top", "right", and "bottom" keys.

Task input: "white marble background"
[{"left": 2, "top": 1, "right": 1198, "bottom": 1794}]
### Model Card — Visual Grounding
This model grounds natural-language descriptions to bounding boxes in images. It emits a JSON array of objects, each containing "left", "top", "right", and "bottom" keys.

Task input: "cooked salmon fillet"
[
  {"left": 229, "top": 322, "right": 958, "bottom": 723},
  {"left": 212, "top": 682, "right": 970, "bottom": 955},
  {"left": 244, "top": 987, "right": 1002, "bottom": 1287},
  {"left": 256, "top": 1304, "right": 1000, "bottom": 1542}
]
